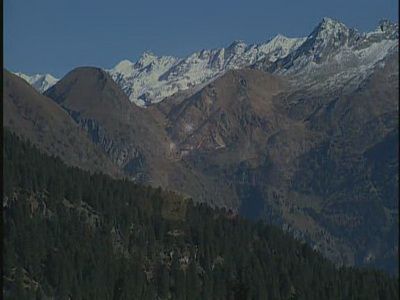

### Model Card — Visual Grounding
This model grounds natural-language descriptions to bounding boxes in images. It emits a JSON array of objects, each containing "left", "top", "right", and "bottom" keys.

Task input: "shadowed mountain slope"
[
  {"left": 153, "top": 62, "right": 399, "bottom": 273},
  {"left": 3, "top": 70, "right": 120, "bottom": 177},
  {"left": 44, "top": 67, "right": 239, "bottom": 207}
]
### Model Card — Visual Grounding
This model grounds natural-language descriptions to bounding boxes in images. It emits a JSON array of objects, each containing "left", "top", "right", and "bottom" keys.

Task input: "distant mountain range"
[
  {"left": 16, "top": 18, "right": 398, "bottom": 106},
  {"left": 13, "top": 72, "right": 58, "bottom": 93},
  {"left": 6, "top": 16, "right": 399, "bottom": 274}
]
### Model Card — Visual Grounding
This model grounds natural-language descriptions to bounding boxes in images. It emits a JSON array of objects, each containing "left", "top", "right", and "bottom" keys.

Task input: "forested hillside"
[{"left": 3, "top": 130, "right": 398, "bottom": 299}]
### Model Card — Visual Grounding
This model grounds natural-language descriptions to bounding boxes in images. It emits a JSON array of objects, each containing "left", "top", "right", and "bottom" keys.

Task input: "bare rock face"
[{"left": 164, "top": 70, "right": 282, "bottom": 148}]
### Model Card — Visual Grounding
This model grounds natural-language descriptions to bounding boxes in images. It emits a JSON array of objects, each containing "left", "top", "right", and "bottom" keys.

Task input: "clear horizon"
[{"left": 4, "top": 0, "right": 398, "bottom": 77}]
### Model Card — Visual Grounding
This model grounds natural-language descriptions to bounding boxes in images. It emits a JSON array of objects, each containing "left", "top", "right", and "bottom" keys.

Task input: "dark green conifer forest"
[{"left": 3, "top": 130, "right": 399, "bottom": 299}]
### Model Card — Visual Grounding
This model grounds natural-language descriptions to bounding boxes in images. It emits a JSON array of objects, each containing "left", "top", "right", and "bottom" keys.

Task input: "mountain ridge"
[{"left": 14, "top": 17, "right": 398, "bottom": 107}]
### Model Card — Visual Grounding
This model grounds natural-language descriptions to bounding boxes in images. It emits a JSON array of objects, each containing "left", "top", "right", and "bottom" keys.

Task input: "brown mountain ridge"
[{"left": 3, "top": 70, "right": 121, "bottom": 177}]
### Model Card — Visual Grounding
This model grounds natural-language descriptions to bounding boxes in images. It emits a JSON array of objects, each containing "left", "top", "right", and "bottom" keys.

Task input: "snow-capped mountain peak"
[
  {"left": 315, "top": 17, "right": 352, "bottom": 34},
  {"left": 378, "top": 19, "right": 397, "bottom": 32},
  {"left": 320, "top": 17, "right": 344, "bottom": 28},
  {"left": 135, "top": 51, "right": 160, "bottom": 69},
  {"left": 113, "top": 60, "right": 135, "bottom": 76},
  {"left": 376, "top": 19, "right": 398, "bottom": 39},
  {"left": 264, "top": 17, "right": 361, "bottom": 74},
  {"left": 269, "top": 34, "right": 291, "bottom": 44},
  {"left": 252, "top": 16, "right": 398, "bottom": 98},
  {"left": 258, "top": 34, "right": 306, "bottom": 62},
  {"left": 227, "top": 40, "right": 247, "bottom": 52},
  {"left": 308, "top": 17, "right": 357, "bottom": 47},
  {"left": 14, "top": 72, "right": 59, "bottom": 93}
]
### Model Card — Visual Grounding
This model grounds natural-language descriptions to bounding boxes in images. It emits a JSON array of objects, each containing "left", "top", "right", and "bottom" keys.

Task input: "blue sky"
[{"left": 4, "top": 0, "right": 398, "bottom": 77}]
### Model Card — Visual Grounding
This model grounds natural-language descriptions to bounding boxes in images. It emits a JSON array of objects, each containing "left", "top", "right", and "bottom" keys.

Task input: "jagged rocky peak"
[
  {"left": 136, "top": 51, "right": 179, "bottom": 72},
  {"left": 292, "top": 17, "right": 361, "bottom": 64},
  {"left": 376, "top": 19, "right": 398, "bottom": 39},
  {"left": 317, "top": 17, "right": 347, "bottom": 31},
  {"left": 309, "top": 17, "right": 357, "bottom": 43},
  {"left": 135, "top": 51, "right": 159, "bottom": 68},
  {"left": 378, "top": 19, "right": 397, "bottom": 32},
  {"left": 360, "top": 19, "right": 398, "bottom": 48},
  {"left": 227, "top": 40, "right": 247, "bottom": 52}
]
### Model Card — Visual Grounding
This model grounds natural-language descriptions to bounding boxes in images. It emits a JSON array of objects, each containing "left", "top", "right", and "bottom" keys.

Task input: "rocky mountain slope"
[
  {"left": 3, "top": 70, "right": 120, "bottom": 177},
  {"left": 44, "top": 67, "right": 239, "bottom": 208},
  {"left": 44, "top": 67, "right": 172, "bottom": 183}
]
